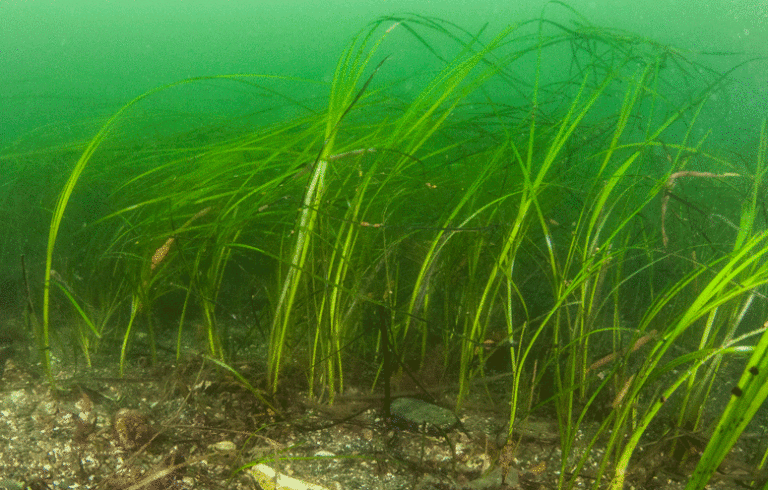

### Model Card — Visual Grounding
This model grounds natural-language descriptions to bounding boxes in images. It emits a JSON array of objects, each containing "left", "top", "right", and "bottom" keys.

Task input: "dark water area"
[{"left": 2, "top": 1, "right": 766, "bottom": 147}]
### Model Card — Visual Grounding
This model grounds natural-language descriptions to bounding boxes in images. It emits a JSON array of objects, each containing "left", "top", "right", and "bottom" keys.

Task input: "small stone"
[
  {"left": 113, "top": 408, "right": 154, "bottom": 450},
  {"left": 466, "top": 466, "right": 516, "bottom": 489},
  {"left": 210, "top": 440, "right": 237, "bottom": 452}
]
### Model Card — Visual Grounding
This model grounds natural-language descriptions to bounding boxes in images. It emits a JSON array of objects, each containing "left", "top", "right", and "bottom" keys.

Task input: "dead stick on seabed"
[{"left": 661, "top": 171, "right": 741, "bottom": 248}]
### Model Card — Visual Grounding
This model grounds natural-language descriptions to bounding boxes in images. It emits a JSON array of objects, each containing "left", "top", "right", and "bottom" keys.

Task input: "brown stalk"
[
  {"left": 611, "top": 374, "right": 636, "bottom": 408},
  {"left": 150, "top": 207, "right": 212, "bottom": 271},
  {"left": 587, "top": 330, "right": 657, "bottom": 373}
]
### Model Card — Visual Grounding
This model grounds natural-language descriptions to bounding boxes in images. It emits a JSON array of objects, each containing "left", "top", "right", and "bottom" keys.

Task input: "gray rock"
[{"left": 389, "top": 397, "right": 460, "bottom": 433}]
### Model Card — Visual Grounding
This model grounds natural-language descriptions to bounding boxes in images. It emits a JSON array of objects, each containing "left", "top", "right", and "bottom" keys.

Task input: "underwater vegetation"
[{"left": 3, "top": 3, "right": 768, "bottom": 488}]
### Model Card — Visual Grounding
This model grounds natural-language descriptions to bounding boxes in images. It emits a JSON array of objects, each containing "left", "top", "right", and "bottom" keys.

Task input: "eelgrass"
[
  {"left": 23, "top": 4, "right": 768, "bottom": 487},
  {"left": 38, "top": 72, "right": 322, "bottom": 382}
]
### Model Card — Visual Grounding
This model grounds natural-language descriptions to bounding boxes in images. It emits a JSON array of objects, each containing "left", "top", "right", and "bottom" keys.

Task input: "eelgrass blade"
[
  {"left": 52, "top": 281, "right": 100, "bottom": 339},
  {"left": 610, "top": 230, "right": 768, "bottom": 489},
  {"left": 684, "top": 121, "right": 768, "bottom": 489},
  {"left": 685, "top": 328, "right": 768, "bottom": 489},
  {"left": 203, "top": 355, "right": 279, "bottom": 415},
  {"left": 41, "top": 73, "right": 308, "bottom": 384}
]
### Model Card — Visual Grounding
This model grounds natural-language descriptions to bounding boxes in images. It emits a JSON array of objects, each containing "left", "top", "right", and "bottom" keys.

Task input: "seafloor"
[{"left": 0, "top": 317, "right": 763, "bottom": 490}]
